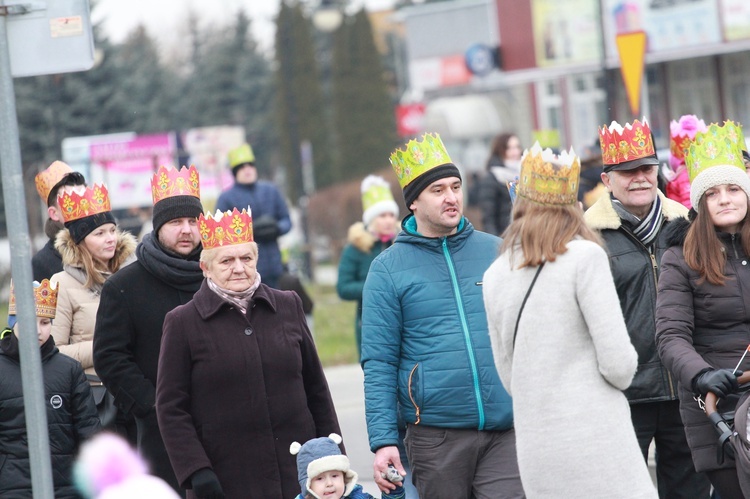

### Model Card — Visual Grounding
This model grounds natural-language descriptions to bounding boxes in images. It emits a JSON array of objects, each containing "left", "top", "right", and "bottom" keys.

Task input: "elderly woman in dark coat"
[
  {"left": 656, "top": 121, "right": 750, "bottom": 499},
  {"left": 156, "top": 208, "right": 342, "bottom": 499}
]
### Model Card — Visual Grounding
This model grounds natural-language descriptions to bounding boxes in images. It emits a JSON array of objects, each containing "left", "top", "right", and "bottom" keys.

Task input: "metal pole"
[{"left": 0, "top": 6, "right": 55, "bottom": 498}]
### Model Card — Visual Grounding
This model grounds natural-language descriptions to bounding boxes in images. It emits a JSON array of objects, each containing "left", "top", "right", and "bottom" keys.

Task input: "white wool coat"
[{"left": 483, "top": 239, "right": 657, "bottom": 498}]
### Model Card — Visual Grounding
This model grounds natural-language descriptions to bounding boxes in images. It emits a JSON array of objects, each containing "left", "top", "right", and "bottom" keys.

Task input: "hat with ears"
[
  {"left": 290, "top": 433, "right": 358, "bottom": 499},
  {"left": 361, "top": 175, "right": 399, "bottom": 226}
]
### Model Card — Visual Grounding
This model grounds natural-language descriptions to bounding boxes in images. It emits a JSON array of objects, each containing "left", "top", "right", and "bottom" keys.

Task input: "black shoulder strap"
[{"left": 513, "top": 263, "right": 545, "bottom": 347}]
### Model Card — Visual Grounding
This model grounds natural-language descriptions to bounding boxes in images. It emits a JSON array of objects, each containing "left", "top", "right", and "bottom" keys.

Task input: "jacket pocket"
[{"left": 407, "top": 363, "right": 422, "bottom": 424}]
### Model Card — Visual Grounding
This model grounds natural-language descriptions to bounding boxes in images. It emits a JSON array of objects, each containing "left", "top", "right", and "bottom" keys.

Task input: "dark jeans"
[
  {"left": 630, "top": 399, "right": 711, "bottom": 499},
  {"left": 405, "top": 425, "right": 524, "bottom": 499}
]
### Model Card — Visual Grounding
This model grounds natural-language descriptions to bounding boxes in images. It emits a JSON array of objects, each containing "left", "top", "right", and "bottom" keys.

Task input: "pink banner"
[{"left": 89, "top": 133, "right": 173, "bottom": 162}]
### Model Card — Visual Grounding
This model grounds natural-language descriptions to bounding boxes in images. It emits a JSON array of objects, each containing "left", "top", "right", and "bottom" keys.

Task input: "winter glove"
[
  {"left": 693, "top": 369, "right": 743, "bottom": 398},
  {"left": 190, "top": 468, "right": 225, "bottom": 499},
  {"left": 253, "top": 214, "right": 280, "bottom": 242}
]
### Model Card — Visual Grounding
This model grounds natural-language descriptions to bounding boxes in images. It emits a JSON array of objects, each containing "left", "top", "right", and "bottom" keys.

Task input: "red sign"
[{"left": 395, "top": 103, "right": 426, "bottom": 137}]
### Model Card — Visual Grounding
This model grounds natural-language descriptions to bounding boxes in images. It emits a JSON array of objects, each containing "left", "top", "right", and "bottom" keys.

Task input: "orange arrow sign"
[{"left": 616, "top": 31, "right": 647, "bottom": 116}]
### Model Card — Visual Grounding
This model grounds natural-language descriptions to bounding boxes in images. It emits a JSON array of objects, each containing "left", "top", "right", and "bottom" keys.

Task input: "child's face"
[
  {"left": 309, "top": 470, "right": 345, "bottom": 498},
  {"left": 13, "top": 317, "right": 52, "bottom": 346}
]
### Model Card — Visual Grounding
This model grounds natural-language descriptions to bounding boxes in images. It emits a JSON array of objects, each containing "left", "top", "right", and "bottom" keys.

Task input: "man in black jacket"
[
  {"left": 32, "top": 161, "right": 85, "bottom": 281},
  {"left": 584, "top": 119, "right": 709, "bottom": 499},
  {"left": 93, "top": 165, "right": 204, "bottom": 496}
]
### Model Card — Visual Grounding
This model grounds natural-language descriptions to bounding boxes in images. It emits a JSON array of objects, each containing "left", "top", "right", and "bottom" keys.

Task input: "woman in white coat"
[{"left": 482, "top": 143, "right": 656, "bottom": 498}]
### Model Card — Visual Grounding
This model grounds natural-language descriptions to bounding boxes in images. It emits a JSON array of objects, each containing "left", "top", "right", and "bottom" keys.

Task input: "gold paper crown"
[
  {"left": 599, "top": 119, "right": 656, "bottom": 166},
  {"left": 9, "top": 279, "right": 59, "bottom": 319},
  {"left": 517, "top": 142, "right": 580, "bottom": 205},
  {"left": 198, "top": 208, "right": 254, "bottom": 250},
  {"left": 35, "top": 161, "right": 73, "bottom": 204},
  {"left": 389, "top": 133, "right": 453, "bottom": 188},
  {"left": 686, "top": 120, "right": 746, "bottom": 183},
  {"left": 151, "top": 165, "right": 200, "bottom": 204},
  {"left": 58, "top": 184, "right": 112, "bottom": 224}
]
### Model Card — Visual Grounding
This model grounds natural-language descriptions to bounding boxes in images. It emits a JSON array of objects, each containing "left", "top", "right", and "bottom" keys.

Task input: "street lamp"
[{"left": 312, "top": 0, "right": 343, "bottom": 33}]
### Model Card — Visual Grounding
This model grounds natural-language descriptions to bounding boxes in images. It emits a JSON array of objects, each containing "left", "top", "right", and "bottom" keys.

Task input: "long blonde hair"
[{"left": 502, "top": 197, "right": 602, "bottom": 268}]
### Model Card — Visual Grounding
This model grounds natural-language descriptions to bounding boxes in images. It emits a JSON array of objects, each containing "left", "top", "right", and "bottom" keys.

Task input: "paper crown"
[
  {"left": 151, "top": 165, "right": 200, "bottom": 205},
  {"left": 228, "top": 143, "right": 256, "bottom": 169},
  {"left": 9, "top": 279, "right": 59, "bottom": 319},
  {"left": 58, "top": 184, "right": 112, "bottom": 224},
  {"left": 670, "top": 115, "right": 707, "bottom": 164},
  {"left": 198, "top": 208, "right": 254, "bottom": 250},
  {"left": 686, "top": 120, "right": 746, "bottom": 183},
  {"left": 599, "top": 119, "right": 656, "bottom": 167},
  {"left": 517, "top": 142, "right": 580, "bottom": 205},
  {"left": 35, "top": 161, "right": 73, "bottom": 203},
  {"left": 389, "top": 133, "right": 453, "bottom": 188}
]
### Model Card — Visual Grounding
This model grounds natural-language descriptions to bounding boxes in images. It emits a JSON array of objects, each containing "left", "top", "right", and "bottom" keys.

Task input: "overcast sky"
[{"left": 93, "top": 0, "right": 397, "bottom": 53}]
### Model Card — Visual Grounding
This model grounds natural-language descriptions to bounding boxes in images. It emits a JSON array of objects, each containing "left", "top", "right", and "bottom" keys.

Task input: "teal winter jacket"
[{"left": 361, "top": 215, "right": 513, "bottom": 452}]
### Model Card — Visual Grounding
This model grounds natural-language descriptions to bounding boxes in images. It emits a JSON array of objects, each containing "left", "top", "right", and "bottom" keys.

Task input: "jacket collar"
[
  {"left": 584, "top": 190, "right": 687, "bottom": 231},
  {"left": 193, "top": 279, "right": 277, "bottom": 320}
]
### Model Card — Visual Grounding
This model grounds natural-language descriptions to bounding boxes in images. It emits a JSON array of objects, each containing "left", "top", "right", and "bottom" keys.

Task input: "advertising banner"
[
  {"left": 721, "top": 0, "right": 750, "bottom": 41},
  {"left": 531, "top": 0, "right": 601, "bottom": 67}
]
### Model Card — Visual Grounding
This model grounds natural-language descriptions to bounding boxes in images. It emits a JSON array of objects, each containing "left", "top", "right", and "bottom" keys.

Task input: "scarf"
[
  {"left": 611, "top": 192, "right": 664, "bottom": 247},
  {"left": 137, "top": 232, "right": 204, "bottom": 293},
  {"left": 207, "top": 273, "right": 262, "bottom": 315},
  {"left": 63, "top": 264, "right": 109, "bottom": 296}
]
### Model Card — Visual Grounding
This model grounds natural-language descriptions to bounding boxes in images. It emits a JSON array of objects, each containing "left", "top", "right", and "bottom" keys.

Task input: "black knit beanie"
[
  {"left": 152, "top": 195, "right": 203, "bottom": 235},
  {"left": 66, "top": 211, "right": 117, "bottom": 244},
  {"left": 403, "top": 163, "right": 462, "bottom": 208}
]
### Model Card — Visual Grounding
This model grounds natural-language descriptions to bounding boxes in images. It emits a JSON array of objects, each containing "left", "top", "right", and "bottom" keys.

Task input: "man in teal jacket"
[{"left": 361, "top": 133, "right": 523, "bottom": 498}]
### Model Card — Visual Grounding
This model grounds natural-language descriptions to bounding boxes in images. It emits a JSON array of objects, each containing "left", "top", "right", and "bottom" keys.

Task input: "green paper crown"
[
  {"left": 228, "top": 143, "right": 256, "bottom": 169},
  {"left": 687, "top": 121, "right": 746, "bottom": 183},
  {"left": 362, "top": 177, "right": 395, "bottom": 212},
  {"left": 389, "top": 133, "right": 453, "bottom": 188}
]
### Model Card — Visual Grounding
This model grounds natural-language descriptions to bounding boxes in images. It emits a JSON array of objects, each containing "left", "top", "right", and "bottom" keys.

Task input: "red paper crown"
[
  {"left": 670, "top": 133, "right": 692, "bottom": 163},
  {"left": 58, "top": 184, "right": 111, "bottom": 224},
  {"left": 9, "top": 279, "right": 59, "bottom": 319},
  {"left": 35, "top": 161, "right": 72, "bottom": 203},
  {"left": 198, "top": 208, "right": 254, "bottom": 250},
  {"left": 151, "top": 165, "right": 200, "bottom": 204},
  {"left": 599, "top": 119, "right": 656, "bottom": 167}
]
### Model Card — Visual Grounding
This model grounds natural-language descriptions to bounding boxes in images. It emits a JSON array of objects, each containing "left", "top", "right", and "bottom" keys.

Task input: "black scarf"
[
  {"left": 611, "top": 192, "right": 664, "bottom": 247},
  {"left": 136, "top": 232, "right": 203, "bottom": 292}
]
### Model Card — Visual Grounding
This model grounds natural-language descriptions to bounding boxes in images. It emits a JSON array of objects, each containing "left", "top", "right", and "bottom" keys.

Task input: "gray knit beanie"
[{"left": 690, "top": 166, "right": 750, "bottom": 212}]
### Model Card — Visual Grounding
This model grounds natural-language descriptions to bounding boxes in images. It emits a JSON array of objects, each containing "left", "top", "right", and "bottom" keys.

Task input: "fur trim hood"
[
  {"left": 347, "top": 222, "right": 376, "bottom": 253},
  {"left": 55, "top": 228, "right": 137, "bottom": 269},
  {"left": 584, "top": 190, "right": 688, "bottom": 231}
]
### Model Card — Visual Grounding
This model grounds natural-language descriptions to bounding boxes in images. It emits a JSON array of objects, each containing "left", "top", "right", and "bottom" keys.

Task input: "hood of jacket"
[
  {"left": 347, "top": 222, "right": 376, "bottom": 253},
  {"left": 584, "top": 189, "right": 688, "bottom": 231},
  {"left": 55, "top": 227, "right": 137, "bottom": 269}
]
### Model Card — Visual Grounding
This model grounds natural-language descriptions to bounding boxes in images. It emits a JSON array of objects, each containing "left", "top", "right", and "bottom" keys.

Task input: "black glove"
[
  {"left": 693, "top": 369, "right": 743, "bottom": 398},
  {"left": 190, "top": 468, "right": 225, "bottom": 499},
  {"left": 253, "top": 214, "right": 280, "bottom": 242}
]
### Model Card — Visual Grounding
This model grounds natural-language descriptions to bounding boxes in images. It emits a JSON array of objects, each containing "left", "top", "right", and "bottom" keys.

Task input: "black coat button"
[{"left": 244, "top": 327, "right": 253, "bottom": 336}]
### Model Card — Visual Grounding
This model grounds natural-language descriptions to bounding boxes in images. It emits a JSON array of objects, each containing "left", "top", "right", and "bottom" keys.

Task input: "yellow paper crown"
[
  {"left": 35, "top": 161, "right": 73, "bottom": 204},
  {"left": 389, "top": 133, "right": 453, "bottom": 188},
  {"left": 228, "top": 143, "right": 256, "bottom": 169},
  {"left": 9, "top": 279, "right": 59, "bottom": 319},
  {"left": 57, "top": 184, "right": 112, "bottom": 224},
  {"left": 517, "top": 142, "right": 580, "bottom": 205},
  {"left": 686, "top": 121, "right": 746, "bottom": 183},
  {"left": 198, "top": 208, "right": 254, "bottom": 250},
  {"left": 151, "top": 165, "right": 200, "bottom": 204}
]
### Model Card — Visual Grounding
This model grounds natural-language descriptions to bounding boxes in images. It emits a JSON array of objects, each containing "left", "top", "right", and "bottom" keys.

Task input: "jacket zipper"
[
  {"left": 732, "top": 233, "right": 740, "bottom": 259},
  {"left": 441, "top": 237, "right": 485, "bottom": 429},
  {"left": 408, "top": 364, "right": 421, "bottom": 425}
]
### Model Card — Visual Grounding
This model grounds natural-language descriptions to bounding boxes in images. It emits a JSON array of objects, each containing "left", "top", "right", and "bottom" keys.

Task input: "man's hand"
[{"left": 373, "top": 446, "right": 406, "bottom": 493}]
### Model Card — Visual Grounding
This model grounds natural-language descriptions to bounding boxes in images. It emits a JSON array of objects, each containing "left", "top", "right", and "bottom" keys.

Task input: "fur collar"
[
  {"left": 347, "top": 222, "right": 376, "bottom": 253},
  {"left": 584, "top": 190, "right": 688, "bottom": 231},
  {"left": 55, "top": 228, "right": 137, "bottom": 268}
]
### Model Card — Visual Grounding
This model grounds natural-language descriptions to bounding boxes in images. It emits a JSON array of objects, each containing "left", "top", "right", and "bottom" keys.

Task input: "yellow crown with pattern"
[
  {"left": 686, "top": 120, "right": 746, "bottom": 183},
  {"left": 517, "top": 142, "right": 580, "bottom": 205},
  {"left": 198, "top": 208, "right": 254, "bottom": 250},
  {"left": 35, "top": 161, "right": 73, "bottom": 203},
  {"left": 9, "top": 279, "right": 59, "bottom": 319},
  {"left": 57, "top": 184, "right": 111, "bottom": 224},
  {"left": 389, "top": 133, "right": 453, "bottom": 188},
  {"left": 151, "top": 165, "right": 200, "bottom": 204}
]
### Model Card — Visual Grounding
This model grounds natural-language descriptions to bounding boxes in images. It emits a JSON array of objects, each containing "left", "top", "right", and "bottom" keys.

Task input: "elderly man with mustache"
[{"left": 584, "top": 119, "right": 710, "bottom": 499}]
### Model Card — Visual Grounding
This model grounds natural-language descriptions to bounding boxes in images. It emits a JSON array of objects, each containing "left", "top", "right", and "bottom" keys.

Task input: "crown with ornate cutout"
[
  {"left": 151, "top": 165, "right": 200, "bottom": 205},
  {"left": 686, "top": 120, "right": 746, "bottom": 183},
  {"left": 198, "top": 208, "right": 254, "bottom": 250},
  {"left": 389, "top": 133, "right": 453, "bottom": 188},
  {"left": 599, "top": 118, "right": 656, "bottom": 167},
  {"left": 670, "top": 115, "right": 707, "bottom": 163},
  {"left": 517, "top": 142, "right": 580, "bottom": 205},
  {"left": 57, "top": 184, "right": 111, "bottom": 224},
  {"left": 9, "top": 279, "right": 59, "bottom": 319},
  {"left": 35, "top": 161, "right": 73, "bottom": 203}
]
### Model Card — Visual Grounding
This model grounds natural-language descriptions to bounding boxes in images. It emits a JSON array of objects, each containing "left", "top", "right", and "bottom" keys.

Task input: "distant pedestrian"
[
  {"left": 665, "top": 115, "right": 708, "bottom": 209},
  {"left": 478, "top": 132, "right": 522, "bottom": 235}
]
